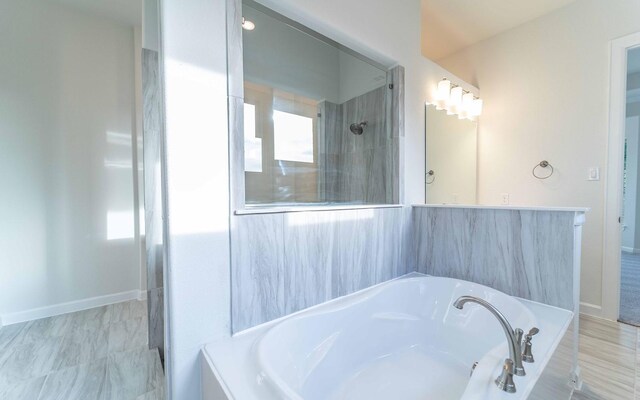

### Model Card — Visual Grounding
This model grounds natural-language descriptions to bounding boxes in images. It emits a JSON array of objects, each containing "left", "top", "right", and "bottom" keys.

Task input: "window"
[
  {"left": 244, "top": 103, "right": 262, "bottom": 172},
  {"left": 273, "top": 110, "right": 314, "bottom": 163}
]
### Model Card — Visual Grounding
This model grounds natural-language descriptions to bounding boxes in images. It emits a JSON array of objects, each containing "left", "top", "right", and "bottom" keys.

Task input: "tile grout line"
[{"left": 35, "top": 373, "right": 50, "bottom": 400}]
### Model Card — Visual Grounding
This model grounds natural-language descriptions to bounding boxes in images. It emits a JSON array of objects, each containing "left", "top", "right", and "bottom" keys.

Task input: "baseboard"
[
  {"left": 138, "top": 289, "right": 148, "bottom": 301},
  {"left": 0, "top": 289, "right": 144, "bottom": 326},
  {"left": 579, "top": 301, "right": 603, "bottom": 317}
]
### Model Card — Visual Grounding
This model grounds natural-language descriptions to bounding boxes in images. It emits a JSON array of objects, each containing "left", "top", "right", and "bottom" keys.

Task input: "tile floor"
[
  {"left": 0, "top": 300, "right": 164, "bottom": 400},
  {"left": 572, "top": 315, "right": 638, "bottom": 400},
  {"left": 620, "top": 251, "right": 640, "bottom": 326}
]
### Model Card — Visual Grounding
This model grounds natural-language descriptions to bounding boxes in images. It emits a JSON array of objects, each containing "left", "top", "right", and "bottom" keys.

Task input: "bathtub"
[{"left": 202, "top": 275, "right": 574, "bottom": 400}]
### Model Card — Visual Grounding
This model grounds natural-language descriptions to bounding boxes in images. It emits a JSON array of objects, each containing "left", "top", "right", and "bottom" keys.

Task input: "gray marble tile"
[
  {"left": 102, "top": 349, "right": 161, "bottom": 400},
  {"left": 390, "top": 66, "right": 403, "bottom": 203},
  {"left": 400, "top": 206, "right": 415, "bottom": 274},
  {"left": 520, "top": 211, "right": 574, "bottom": 309},
  {"left": 393, "top": 136, "right": 403, "bottom": 204},
  {"left": 0, "top": 375, "right": 45, "bottom": 400},
  {"left": 226, "top": 0, "right": 243, "bottom": 99},
  {"left": 38, "top": 358, "right": 108, "bottom": 400},
  {"left": 321, "top": 100, "right": 343, "bottom": 156},
  {"left": 108, "top": 317, "right": 148, "bottom": 355},
  {"left": 14, "top": 314, "right": 72, "bottom": 345},
  {"left": 142, "top": 49, "right": 162, "bottom": 134},
  {"left": 147, "top": 288, "right": 164, "bottom": 358},
  {"left": 136, "top": 385, "right": 165, "bottom": 400},
  {"left": 282, "top": 212, "right": 335, "bottom": 314},
  {"left": 0, "top": 321, "right": 28, "bottom": 353},
  {"left": 413, "top": 207, "right": 575, "bottom": 310},
  {"left": 231, "top": 214, "right": 286, "bottom": 332},
  {"left": 229, "top": 95, "right": 245, "bottom": 211},
  {"left": 331, "top": 209, "right": 381, "bottom": 297},
  {"left": 321, "top": 84, "right": 395, "bottom": 204},
  {"left": 110, "top": 300, "right": 147, "bottom": 323},
  {"left": 142, "top": 49, "right": 163, "bottom": 293},
  {"left": 390, "top": 65, "right": 405, "bottom": 138},
  {"left": 69, "top": 306, "right": 112, "bottom": 331},
  {"left": 53, "top": 326, "right": 109, "bottom": 370},
  {"left": 232, "top": 207, "right": 410, "bottom": 332},
  {"left": 364, "top": 145, "right": 392, "bottom": 204},
  {"left": 142, "top": 48, "right": 165, "bottom": 367},
  {"left": 0, "top": 337, "right": 63, "bottom": 385}
]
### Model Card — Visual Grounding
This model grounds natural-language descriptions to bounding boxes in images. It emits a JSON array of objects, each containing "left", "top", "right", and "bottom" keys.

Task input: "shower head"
[{"left": 349, "top": 121, "right": 367, "bottom": 135}]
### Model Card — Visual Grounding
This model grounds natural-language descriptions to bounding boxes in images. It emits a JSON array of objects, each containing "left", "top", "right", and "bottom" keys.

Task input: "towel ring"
[
  {"left": 426, "top": 170, "right": 435, "bottom": 184},
  {"left": 532, "top": 160, "right": 554, "bottom": 179}
]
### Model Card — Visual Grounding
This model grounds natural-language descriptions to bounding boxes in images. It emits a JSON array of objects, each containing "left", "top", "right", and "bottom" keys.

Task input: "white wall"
[
  {"left": 0, "top": 0, "right": 141, "bottom": 322},
  {"left": 437, "top": 0, "right": 640, "bottom": 312},
  {"left": 160, "top": 0, "right": 232, "bottom": 398}
]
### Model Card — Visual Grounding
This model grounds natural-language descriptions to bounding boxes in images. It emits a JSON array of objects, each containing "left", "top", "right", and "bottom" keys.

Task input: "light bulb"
[
  {"left": 242, "top": 17, "right": 255, "bottom": 31},
  {"left": 449, "top": 86, "right": 463, "bottom": 114},
  {"left": 471, "top": 98, "right": 483, "bottom": 117},
  {"left": 460, "top": 92, "right": 474, "bottom": 119},
  {"left": 436, "top": 79, "right": 451, "bottom": 110}
]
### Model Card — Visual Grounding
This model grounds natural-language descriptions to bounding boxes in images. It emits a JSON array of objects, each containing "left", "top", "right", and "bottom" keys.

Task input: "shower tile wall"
[
  {"left": 413, "top": 207, "right": 578, "bottom": 310},
  {"left": 231, "top": 206, "right": 413, "bottom": 332},
  {"left": 141, "top": 48, "right": 164, "bottom": 358},
  {"left": 319, "top": 66, "right": 403, "bottom": 204}
]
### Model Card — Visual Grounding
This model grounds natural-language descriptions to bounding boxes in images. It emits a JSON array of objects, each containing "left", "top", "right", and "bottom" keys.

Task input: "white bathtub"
[{"left": 202, "top": 275, "right": 574, "bottom": 400}]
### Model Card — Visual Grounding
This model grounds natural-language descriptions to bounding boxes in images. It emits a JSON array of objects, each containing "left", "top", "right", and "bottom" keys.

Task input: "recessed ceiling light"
[{"left": 242, "top": 17, "right": 255, "bottom": 31}]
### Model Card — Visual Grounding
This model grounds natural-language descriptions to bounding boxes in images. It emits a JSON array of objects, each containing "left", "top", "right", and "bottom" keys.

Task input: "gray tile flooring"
[
  {"left": 0, "top": 300, "right": 164, "bottom": 400},
  {"left": 620, "top": 251, "right": 640, "bottom": 326}
]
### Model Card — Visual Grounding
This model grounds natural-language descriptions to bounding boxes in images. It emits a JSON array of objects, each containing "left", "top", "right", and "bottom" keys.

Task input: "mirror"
[
  {"left": 241, "top": 0, "right": 401, "bottom": 208},
  {"left": 425, "top": 104, "right": 478, "bottom": 204}
]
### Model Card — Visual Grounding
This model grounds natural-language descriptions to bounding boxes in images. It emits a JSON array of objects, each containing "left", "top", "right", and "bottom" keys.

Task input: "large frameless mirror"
[
  {"left": 239, "top": 0, "right": 403, "bottom": 209},
  {"left": 425, "top": 104, "right": 478, "bottom": 204}
]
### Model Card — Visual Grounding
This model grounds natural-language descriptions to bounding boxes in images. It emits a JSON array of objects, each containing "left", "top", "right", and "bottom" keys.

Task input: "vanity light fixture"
[
  {"left": 242, "top": 17, "right": 256, "bottom": 31},
  {"left": 435, "top": 78, "right": 451, "bottom": 110},
  {"left": 459, "top": 92, "right": 475, "bottom": 119},
  {"left": 470, "top": 98, "right": 483, "bottom": 118},
  {"left": 449, "top": 86, "right": 463, "bottom": 114},
  {"left": 430, "top": 77, "right": 483, "bottom": 120}
]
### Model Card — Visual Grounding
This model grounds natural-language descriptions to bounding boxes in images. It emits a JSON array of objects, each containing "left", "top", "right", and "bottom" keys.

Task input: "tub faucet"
[{"left": 453, "top": 296, "right": 526, "bottom": 378}]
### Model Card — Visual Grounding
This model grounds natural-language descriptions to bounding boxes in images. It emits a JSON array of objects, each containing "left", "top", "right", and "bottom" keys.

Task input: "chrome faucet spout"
[{"left": 453, "top": 296, "right": 525, "bottom": 377}]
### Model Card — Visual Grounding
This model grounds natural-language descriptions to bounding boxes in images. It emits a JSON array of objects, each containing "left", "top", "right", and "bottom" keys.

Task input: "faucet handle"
[
  {"left": 527, "top": 327, "right": 539, "bottom": 336},
  {"left": 522, "top": 330, "right": 538, "bottom": 363},
  {"left": 495, "top": 358, "right": 517, "bottom": 393}
]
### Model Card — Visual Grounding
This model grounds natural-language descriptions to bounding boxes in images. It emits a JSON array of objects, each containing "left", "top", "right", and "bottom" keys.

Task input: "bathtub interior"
[{"left": 255, "top": 277, "right": 538, "bottom": 399}]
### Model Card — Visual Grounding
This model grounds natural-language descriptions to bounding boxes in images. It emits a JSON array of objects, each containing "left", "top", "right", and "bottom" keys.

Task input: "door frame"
[{"left": 602, "top": 32, "right": 640, "bottom": 321}]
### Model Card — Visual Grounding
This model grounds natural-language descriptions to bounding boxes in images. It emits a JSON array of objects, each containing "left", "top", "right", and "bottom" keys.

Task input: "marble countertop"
[{"left": 413, "top": 204, "right": 590, "bottom": 213}]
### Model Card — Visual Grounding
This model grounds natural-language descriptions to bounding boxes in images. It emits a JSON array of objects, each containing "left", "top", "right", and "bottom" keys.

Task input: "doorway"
[
  {"left": 620, "top": 49, "right": 640, "bottom": 325},
  {"left": 602, "top": 33, "right": 640, "bottom": 323}
]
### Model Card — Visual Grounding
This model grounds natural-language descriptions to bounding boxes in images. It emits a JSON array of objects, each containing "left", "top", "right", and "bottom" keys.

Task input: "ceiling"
[
  {"left": 52, "top": 0, "right": 142, "bottom": 26},
  {"left": 422, "top": 0, "right": 579, "bottom": 61}
]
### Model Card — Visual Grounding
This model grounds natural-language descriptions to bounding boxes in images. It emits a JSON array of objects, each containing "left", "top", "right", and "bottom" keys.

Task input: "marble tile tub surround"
[
  {"left": 412, "top": 205, "right": 586, "bottom": 311},
  {"left": 231, "top": 206, "right": 414, "bottom": 332}
]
